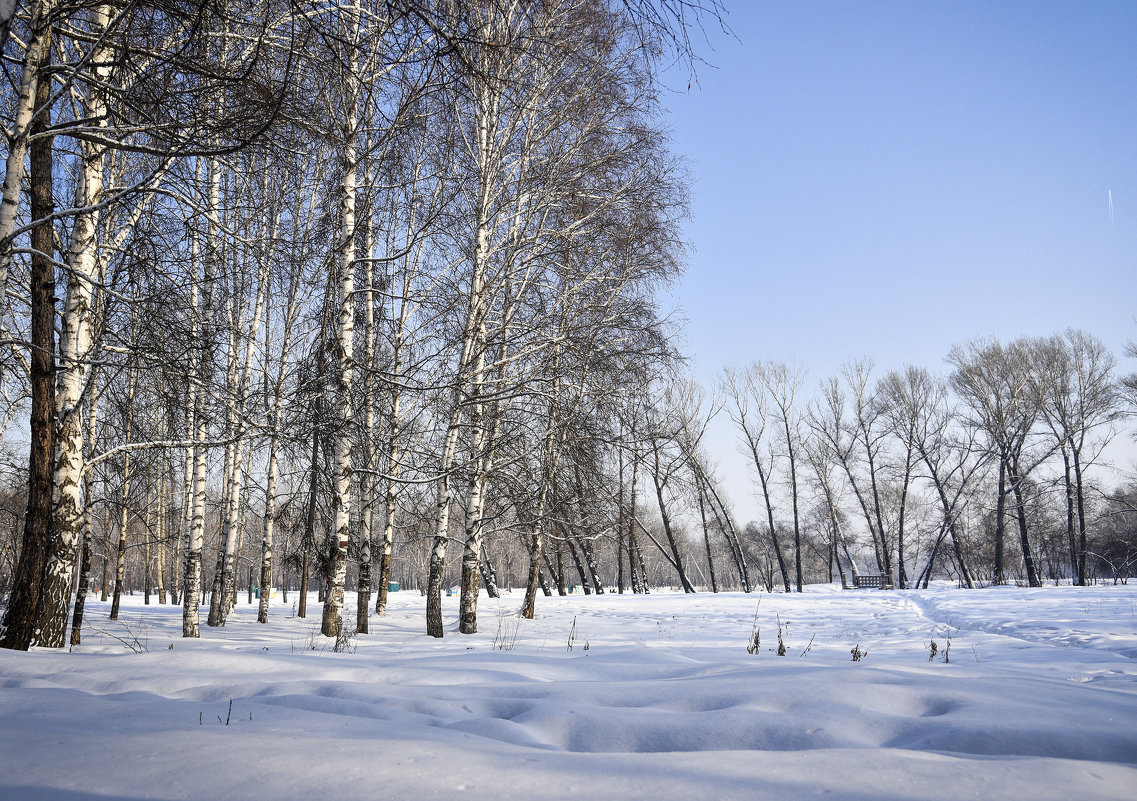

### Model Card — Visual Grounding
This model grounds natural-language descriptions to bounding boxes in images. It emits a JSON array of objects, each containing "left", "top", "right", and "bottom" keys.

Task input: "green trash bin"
[{"left": 388, "top": 582, "right": 399, "bottom": 593}]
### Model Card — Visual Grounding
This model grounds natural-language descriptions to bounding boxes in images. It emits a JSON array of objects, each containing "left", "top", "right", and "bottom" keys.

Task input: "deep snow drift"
[{"left": 2, "top": 583, "right": 1135, "bottom": 800}]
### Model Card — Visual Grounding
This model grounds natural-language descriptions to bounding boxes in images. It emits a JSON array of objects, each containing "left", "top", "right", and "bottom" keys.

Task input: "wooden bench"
[{"left": 851, "top": 574, "right": 894, "bottom": 590}]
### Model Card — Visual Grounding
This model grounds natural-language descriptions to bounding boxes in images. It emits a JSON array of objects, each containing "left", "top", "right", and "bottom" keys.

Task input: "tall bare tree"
[
  {"left": 949, "top": 338, "right": 1049, "bottom": 586},
  {"left": 1031, "top": 330, "right": 1120, "bottom": 585}
]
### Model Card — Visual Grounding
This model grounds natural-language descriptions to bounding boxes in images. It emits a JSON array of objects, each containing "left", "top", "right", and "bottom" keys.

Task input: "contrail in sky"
[{"left": 1108, "top": 189, "right": 1114, "bottom": 226}]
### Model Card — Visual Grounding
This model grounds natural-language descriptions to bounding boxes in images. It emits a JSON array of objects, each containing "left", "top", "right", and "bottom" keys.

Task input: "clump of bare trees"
[{"left": 718, "top": 332, "right": 1132, "bottom": 591}]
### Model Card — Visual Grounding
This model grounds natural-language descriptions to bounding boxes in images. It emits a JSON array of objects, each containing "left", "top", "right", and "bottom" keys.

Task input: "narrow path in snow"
[{"left": 905, "top": 588, "right": 1137, "bottom": 660}]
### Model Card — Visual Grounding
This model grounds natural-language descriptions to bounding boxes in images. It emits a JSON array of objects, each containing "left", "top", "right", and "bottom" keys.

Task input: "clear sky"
[{"left": 662, "top": 1, "right": 1137, "bottom": 521}]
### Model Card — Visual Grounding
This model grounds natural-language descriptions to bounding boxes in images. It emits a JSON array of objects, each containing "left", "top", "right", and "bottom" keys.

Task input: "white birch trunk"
[
  {"left": 427, "top": 65, "right": 499, "bottom": 638},
  {"left": 33, "top": 5, "right": 111, "bottom": 646},
  {"left": 426, "top": 218, "right": 492, "bottom": 637},
  {"left": 321, "top": 7, "right": 361, "bottom": 638},
  {"left": 376, "top": 156, "right": 429, "bottom": 616},
  {"left": 182, "top": 155, "right": 221, "bottom": 636},
  {"left": 0, "top": 0, "right": 57, "bottom": 297},
  {"left": 156, "top": 461, "right": 167, "bottom": 604},
  {"left": 522, "top": 346, "right": 565, "bottom": 619},
  {"left": 356, "top": 225, "right": 376, "bottom": 634},
  {"left": 426, "top": 403, "right": 464, "bottom": 638},
  {"left": 213, "top": 211, "right": 272, "bottom": 626},
  {"left": 257, "top": 184, "right": 307, "bottom": 623},
  {"left": 68, "top": 372, "right": 101, "bottom": 645},
  {"left": 458, "top": 279, "right": 510, "bottom": 633},
  {"left": 257, "top": 431, "right": 280, "bottom": 623},
  {"left": 207, "top": 313, "right": 241, "bottom": 624},
  {"left": 178, "top": 282, "right": 198, "bottom": 620},
  {"left": 376, "top": 336, "right": 403, "bottom": 617},
  {"left": 257, "top": 309, "right": 296, "bottom": 624},
  {"left": 109, "top": 364, "right": 136, "bottom": 620},
  {"left": 456, "top": 396, "right": 491, "bottom": 634}
]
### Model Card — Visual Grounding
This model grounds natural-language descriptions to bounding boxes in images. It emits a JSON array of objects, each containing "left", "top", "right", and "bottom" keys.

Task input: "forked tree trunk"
[
  {"left": 426, "top": 412, "right": 461, "bottom": 637},
  {"left": 565, "top": 533, "right": 590, "bottom": 594},
  {"left": 578, "top": 537, "right": 605, "bottom": 594},
  {"left": 458, "top": 339, "right": 503, "bottom": 632},
  {"left": 550, "top": 542, "right": 567, "bottom": 595},
  {"left": 1060, "top": 447, "right": 1077, "bottom": 584},
  {"left": 457, "top": 444, "right": 490, "bottom": 633},
  {"left": 1009, "top": 460, "right": 1041, "bottom": 587},
  {"left": 479, "top": 557, "right": 500, "bottom": 599}
]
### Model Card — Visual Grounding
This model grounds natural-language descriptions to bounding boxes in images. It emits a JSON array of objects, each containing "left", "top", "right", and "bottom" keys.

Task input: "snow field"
[{"left": 1, "top": 583, "right": 1135, "bottom": 800}]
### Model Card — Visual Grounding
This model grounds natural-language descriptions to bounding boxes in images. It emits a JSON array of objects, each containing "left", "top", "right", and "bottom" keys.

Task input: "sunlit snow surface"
[{"left": 2, "top": 583, "right": 1136, "bottom": 800}]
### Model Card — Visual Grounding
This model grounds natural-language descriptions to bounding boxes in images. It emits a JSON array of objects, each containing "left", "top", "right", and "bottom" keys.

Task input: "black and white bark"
[{"left": 0, "top": 54, "right": 56, "bottom": 650}]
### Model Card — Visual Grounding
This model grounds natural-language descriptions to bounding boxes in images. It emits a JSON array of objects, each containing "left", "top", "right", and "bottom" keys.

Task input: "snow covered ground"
[{"left": 2, "top": 583, "right": 1136, "bottom": 800}]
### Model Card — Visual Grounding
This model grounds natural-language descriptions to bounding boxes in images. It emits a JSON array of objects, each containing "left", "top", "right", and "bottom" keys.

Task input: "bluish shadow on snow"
[{"left": 0, "top": 787, "right": 157, "bottom": 801}]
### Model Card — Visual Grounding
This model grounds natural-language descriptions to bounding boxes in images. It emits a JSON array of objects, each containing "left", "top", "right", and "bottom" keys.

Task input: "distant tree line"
[{"left": 708, "top": 331, "right": 1136, "bottom": 593}]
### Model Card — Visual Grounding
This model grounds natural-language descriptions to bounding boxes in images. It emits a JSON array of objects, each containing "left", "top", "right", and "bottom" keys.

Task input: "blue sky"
[{"left": 662, "top": 1, "right": 1137, "bottom": 517}]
